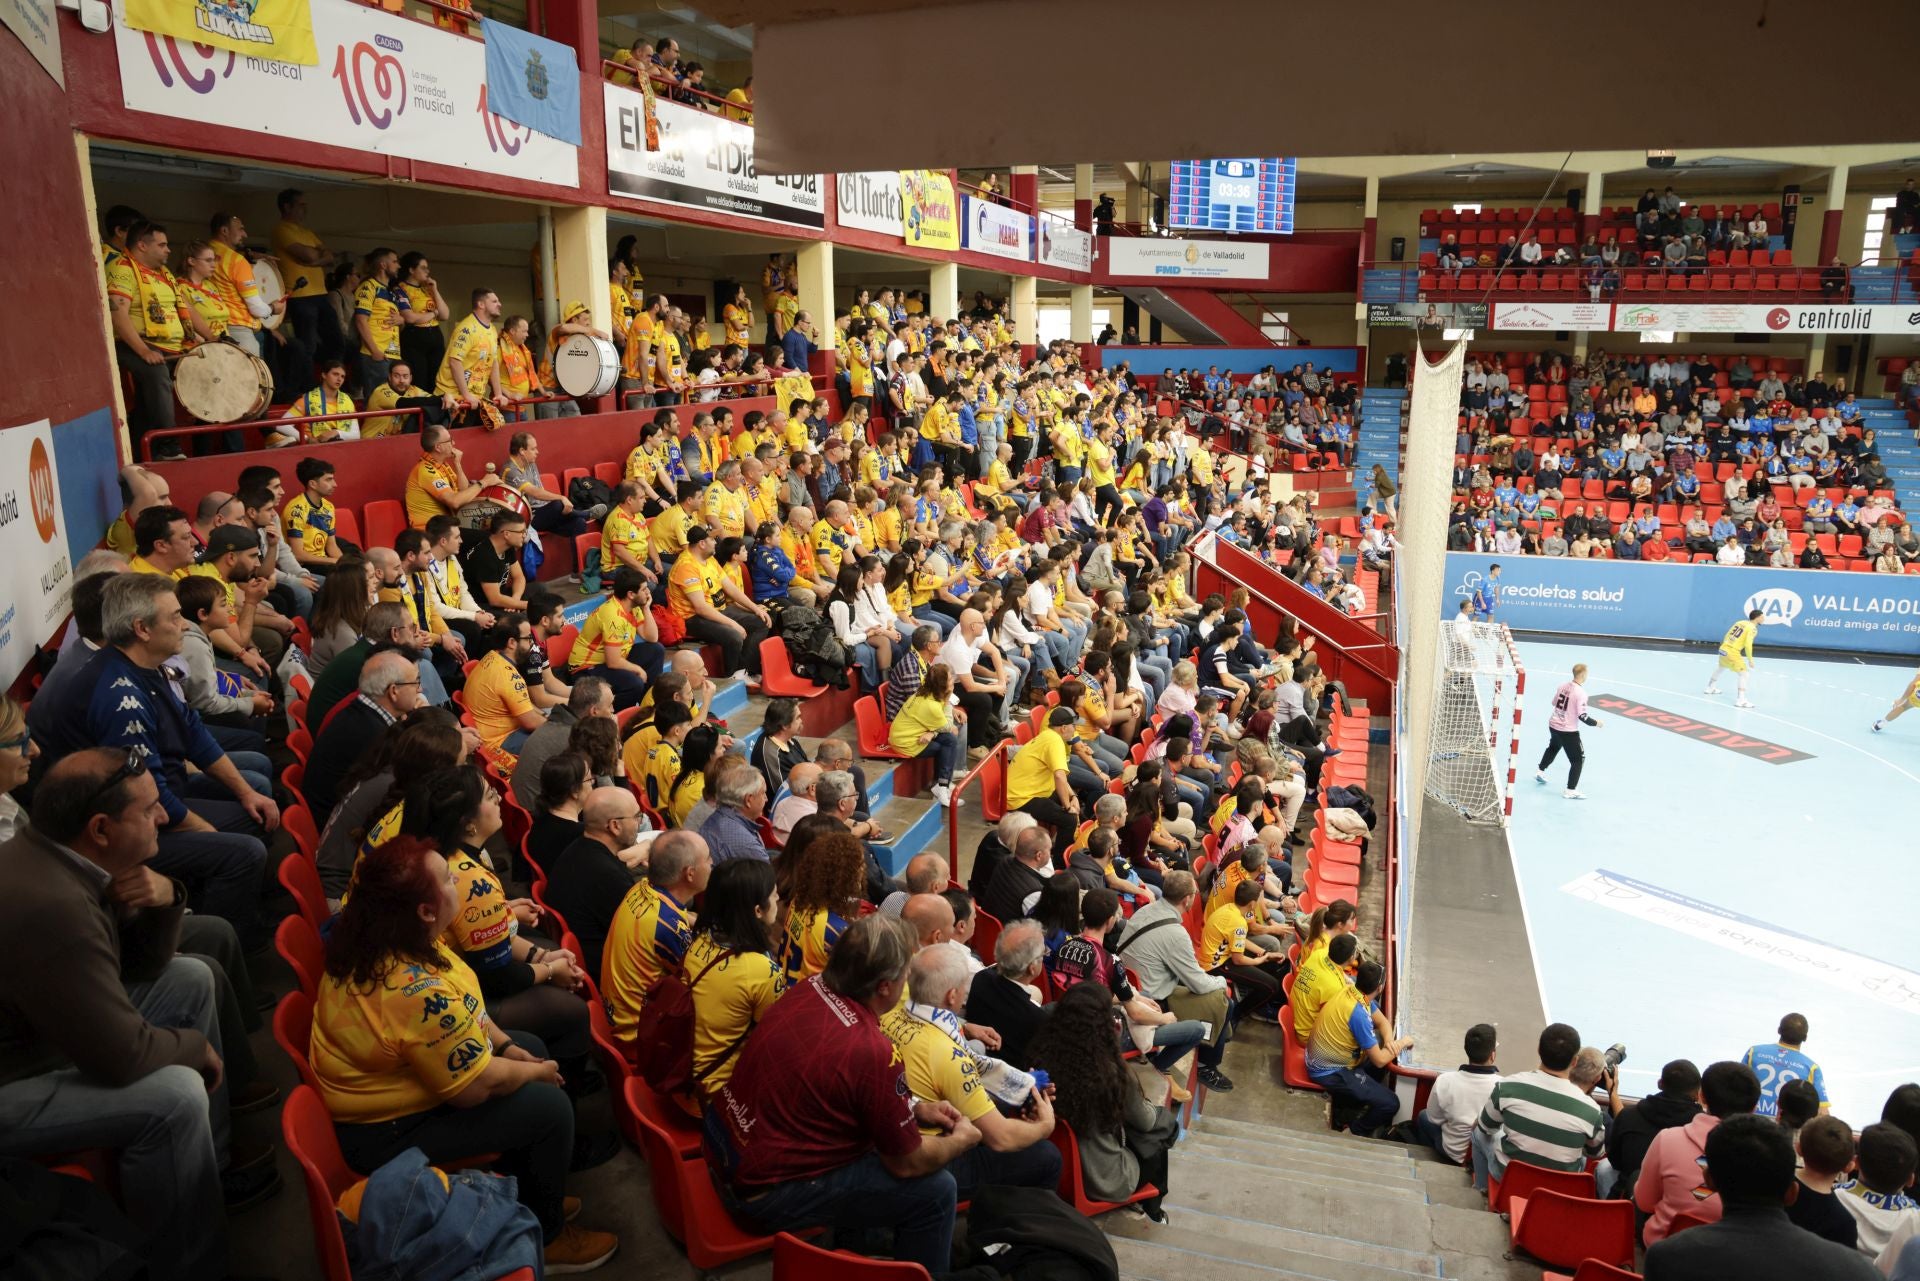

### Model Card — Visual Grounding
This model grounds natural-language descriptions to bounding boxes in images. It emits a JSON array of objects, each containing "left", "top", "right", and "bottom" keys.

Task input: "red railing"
[
  {"left": 143, "top": 392, "right": 583, "bottom": 462},
  {"left": 946, "top": 738, "right": 1015, "bottom": 871},
  {"left": 599, "top": 58, "right": 742, "bottom": 117}
]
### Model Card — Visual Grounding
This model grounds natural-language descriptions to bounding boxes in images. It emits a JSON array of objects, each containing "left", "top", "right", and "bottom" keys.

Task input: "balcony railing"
[{"left": 1360, "top": 259, "right": 1918, "bottom": 306}]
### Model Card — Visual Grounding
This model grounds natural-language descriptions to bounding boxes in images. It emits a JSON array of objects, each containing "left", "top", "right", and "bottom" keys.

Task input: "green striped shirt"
[{"left": 1476, "top": 1070, "right": 1605, "bottom": 1173}]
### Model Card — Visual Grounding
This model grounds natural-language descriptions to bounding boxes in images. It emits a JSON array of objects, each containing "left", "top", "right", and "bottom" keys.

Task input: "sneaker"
[
  {"left": 1141, "top": 1205, "right": 1170, "bottom": 1225},
  {"left": 1735, "top": 699, "right": 1755, "bottom": 709},
  {"left": 1322, "top": 746, "right": 1343, "bottom": 759},
  {"left": 1703, "top": 686, "right": 1719, "bottom": 695},
  {"left": 1563, "top": 789, "right": 1586, "bottom": 800},
  {"left": 929, "top": 783, "right": 955, "bottom": 808},
  {"left": 567, "top": 573, "right": 582, "bottom": 585},
  {"left": 1196, "top": 1065, "right": 1235, "bottom": 1092},
  {"left": 1534, "top": 771, "right": 1548, "bottom": 785},
  {"left": 727, "top": 669, "right": 750, "bottom": 683},
  {"left": 221, "top": 1162, "right": 283, "bottom": 1213},
  {"left": 544, "top": 1224, "right": 619, "bottom": 1274}
]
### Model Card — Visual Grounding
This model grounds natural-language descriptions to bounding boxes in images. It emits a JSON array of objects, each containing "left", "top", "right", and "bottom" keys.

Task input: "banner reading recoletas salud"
[
  {"left": 1103, "top": 236, "right": 1270, "bottom": 280},
  {"left": 836, "top": 170, "right": 904, "bottom": 239},
  {"left": 0, "top": 420, "right": 72, "bottom": 690},
  {"left": 124, "top": 0, "right": 317, "bottom": 65},
  {"left": 605, "top": 87, "right": 823, "bottom": 227},
  {"left": 114, "top": 0, "right": 578, "bottom": 187},
  {"left": 481, "top": 18, "right": 580, "bottom": 147},
  {"left": 902, "top": 169, "right": 958, "bottom": 250},
  {"left": 1446, "top": 551, "right": 1920, "bottom": 656},
  {"left": 1037, "top": 219, "right": 1091, "bottom": 272},
  {"left": 962, "top": 195, "right": 1030, "bottom": 262}
]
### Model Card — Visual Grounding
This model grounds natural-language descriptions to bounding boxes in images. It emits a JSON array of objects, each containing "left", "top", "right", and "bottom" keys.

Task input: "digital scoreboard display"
[{"left": 1167, "top": 158, "right": 1297, "bottom": 234}]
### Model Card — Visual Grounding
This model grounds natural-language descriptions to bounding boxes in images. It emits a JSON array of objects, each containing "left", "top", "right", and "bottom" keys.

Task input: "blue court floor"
[{"left": 1503, "top": 636, "right": 1920, "bottom": 1123}]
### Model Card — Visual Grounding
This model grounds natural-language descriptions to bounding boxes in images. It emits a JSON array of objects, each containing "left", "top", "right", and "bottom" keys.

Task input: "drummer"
[
  {"left": 534, "top": 300, "right": 606, "bottom": 421},
  {"left": 436, "top": 288, "right": 509, "bottom": 431},
  {"left": 106, "top": 220, "right": 191, "bottom": 461},
  {"left": 207, "top": 213, "right": 283, "bottom": 360}
]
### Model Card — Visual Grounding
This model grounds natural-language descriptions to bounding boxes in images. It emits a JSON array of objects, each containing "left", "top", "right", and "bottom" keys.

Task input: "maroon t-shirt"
[
  {"left": 709, "top": 975, "right": 919, "bottom": 1190},
  {"left": 1018, "top": 505, "right": 1057, "bottom": 544}
]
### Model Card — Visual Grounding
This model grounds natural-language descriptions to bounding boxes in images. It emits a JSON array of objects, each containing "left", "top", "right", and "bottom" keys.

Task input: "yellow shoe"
[{"left": 545, "top": 1224, "right": 618, "bottom": 1274}]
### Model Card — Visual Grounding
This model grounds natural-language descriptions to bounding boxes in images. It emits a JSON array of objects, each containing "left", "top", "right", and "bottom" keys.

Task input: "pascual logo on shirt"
[{"left": 1744, "top": 587, "right": 1802, "bottom": 626}]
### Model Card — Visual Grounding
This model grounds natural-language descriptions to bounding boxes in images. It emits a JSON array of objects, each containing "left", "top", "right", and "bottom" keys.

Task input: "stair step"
[
  {"left": 1172, "top": 1145, "right": 1425, "bottom": 1203},
  {"left": 1189, "top": 1116, "right": 1423, "bottom": 1168},
  {"left": 1158, "top": 1160, "right": 1435, "bottom": 1250},
  {"left": 1178, "top": 1131, "right": 1425, "bottom": 1187},
  {"left": 1107, "top": 1225, "right": 1439, "bottom": 1281},
  {"left": 1107, "top": 1205, "right": 1441, "bottom": 1276}
]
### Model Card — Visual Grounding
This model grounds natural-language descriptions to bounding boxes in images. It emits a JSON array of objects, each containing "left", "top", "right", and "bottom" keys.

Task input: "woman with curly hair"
[
  {"left": 313, "top": 835, "right": 620, "bottom": 1270},
  {"left": 568, "top": 714, "right": 624, "bottom": 787},
  {"left": 1027, "top": 981, "right": 1177, "bottom": 1223},
  {"left": 779, "top": 830, "right": 866, "bottom": 984}
]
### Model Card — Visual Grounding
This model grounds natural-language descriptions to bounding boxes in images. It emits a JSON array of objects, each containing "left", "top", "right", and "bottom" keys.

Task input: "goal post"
[{"left": 1424, "top": 620, "right": 1526, "bottom": 825}]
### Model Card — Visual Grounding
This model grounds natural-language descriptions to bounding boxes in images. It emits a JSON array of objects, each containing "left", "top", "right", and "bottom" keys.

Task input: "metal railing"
[
  {"left": 599, "top": 57, "right": 743, "bottom": 117},
  {"left": 1365, "top": 257, "right": 1910, "bottom": 305}
]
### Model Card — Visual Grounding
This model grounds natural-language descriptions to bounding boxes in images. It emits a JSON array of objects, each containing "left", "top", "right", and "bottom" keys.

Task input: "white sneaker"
[
  {"left": 1563, "top": 789, "right": 1586, "bottom": 800},
  {"left": 1874, "top": 720, "right": 1885, "bottom": 733},
  {"left": 1735, "top": 700, "right": 1755, "bottom": 709},
  {"left": 1534, "top": 771, "right": 1548, "bottom": 785},
  {"left": 1702, "top": 686, "right": 1719, "bottom": 695},
  {"left": 727, "top": 669, "right": 750, "bottom": 683},
  {"left": 929, "top": 783, "right": 954, "bottom": 807}
]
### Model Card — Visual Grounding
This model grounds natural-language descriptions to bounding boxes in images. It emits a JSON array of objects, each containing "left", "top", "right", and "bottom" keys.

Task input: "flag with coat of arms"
[{"left": 482, "top": 18, "right": 582, "bottom": 147}]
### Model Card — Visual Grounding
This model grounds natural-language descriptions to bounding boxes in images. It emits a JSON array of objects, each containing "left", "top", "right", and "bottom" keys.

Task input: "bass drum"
[
  {"left": 552, "top": 334, "right": 620, "bottom": 398},
  {"left": 253, "top": 257, "right": 288, "bottom": 331},
  {"left": 174, "top": 342, "right": 274, "bottom": 424},
  {"left": 458, "top": 481, "right": 535, "bottom": 531}
]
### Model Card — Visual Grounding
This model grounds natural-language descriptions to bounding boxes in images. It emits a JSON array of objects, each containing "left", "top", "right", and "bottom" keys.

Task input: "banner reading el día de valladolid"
[{"left": 1445, "top": 552, "right": 1920, "bottom": 655}]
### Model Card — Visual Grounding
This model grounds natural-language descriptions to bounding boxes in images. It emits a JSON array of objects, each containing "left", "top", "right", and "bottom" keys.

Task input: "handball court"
[{"left": 1408, "top": 635, "right": 1920, "bottom": 1123}]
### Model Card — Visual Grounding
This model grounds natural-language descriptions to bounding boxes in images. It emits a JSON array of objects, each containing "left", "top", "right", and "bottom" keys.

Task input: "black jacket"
[
  {"left": 965, "top": 968, "right": 1050, "bottom": 1070},
  {"left": 542, "top": 835, "right": 640, "bottom": 978},
  {"left": 1605, "top": 1091, "right": 1700, "bottom": 1190},
  {"left": 969, "top": 833, "right": 1013, "bottom": 905},
  {"left": 1642, "top": 1204, "right": 1879, "bottom": 1281},
  {"left": 302, "top": 696, "right": 392, "bottom": 820},
  {"left": 982, "top": 859, "right": 1048, "bottom": 926}
]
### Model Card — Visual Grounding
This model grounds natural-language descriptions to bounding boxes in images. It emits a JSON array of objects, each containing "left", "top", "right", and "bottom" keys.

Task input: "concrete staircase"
[
  {"left": 1354, "top": 388, "right": 1409, "bottom": 513},
  {"left": 1860, "top": 397, "right": 1920, "bottom": 514}
]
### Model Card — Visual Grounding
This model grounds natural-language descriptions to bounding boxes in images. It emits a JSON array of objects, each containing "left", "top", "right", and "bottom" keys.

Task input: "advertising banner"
[
  {"left": 1445, "top": 552, "right": 1920, "bottom": 655},
  {"left": 1, "top": 0, "right": 62, "bottom": 84},
  {"left": 1614, "top": 300, "right": 1920, "bottom": 335},
  {"left": 124, "top": 0, "right": 317, "bottom": 65},
  {"left": 1103, "top": 236, "right": 1271, "bottom": 281},
  {"left": 481, "top": 18, "right": 580, "bottom": 146},
  {"left": 1037, "top": 219, "right": 1092, "bottom": 272},
  {"left": 1368, "top": 301, "right": 1488, "bottom": 329},
  {"left": 115, "top": 0, "right": 579, "bottom": 187},
  {"left": 835, "top": 170, "right": 904, "bottom": 239},
  {"left": 902, "top": 169, "right": 958, "bottom": 250},
  {"left": 0, "top": 419, "right": 72, "bottom": 690},
  {"left": 605, "top": 90, "right": 822, "bottom": 226},
  {"left": 962, "top": 195, "right": 1031, "bottom": 262},
  {"left": 1492, "top": 301, "right": 1613, "bottom": 331}
]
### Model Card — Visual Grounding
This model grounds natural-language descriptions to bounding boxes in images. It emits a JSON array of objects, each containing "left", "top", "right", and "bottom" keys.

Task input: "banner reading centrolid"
[
  {"left": 124, "top": 0, "right": 318, "bottom": 65},
  {"left": 605, "top": 89, "right": 823, "bottom": 226},
  {"left": 1103, "top": 236, "right": 1270, "bottom": 280},
  {"left": 0, "top": 419, "right": 72, "bottom": 690},
  {"left": 1615, "top": 301, "right": 1920, "bottom": 335},
  {"left": 115, "top": 0, "right": 578, "bottom": 187},
  {"left": 962, "top": 195, "right": 1031, "bottom": 262},
  {"left": 902, "top": 169, "right": 958, "bottom": 250}
]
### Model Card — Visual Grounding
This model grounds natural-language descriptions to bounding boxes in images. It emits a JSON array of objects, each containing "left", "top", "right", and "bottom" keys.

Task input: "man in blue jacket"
[{"left": 31, "top": 574, "right": 277, "bottom": 948}]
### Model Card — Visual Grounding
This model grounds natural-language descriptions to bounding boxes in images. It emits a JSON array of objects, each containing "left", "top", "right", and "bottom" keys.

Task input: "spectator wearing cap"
[
  {"left": 1640, "top": 1115, "right": 1879, "bottom": 1280},
  {"left": 192, "top": 522, "right": 291, "bottom": 678}
]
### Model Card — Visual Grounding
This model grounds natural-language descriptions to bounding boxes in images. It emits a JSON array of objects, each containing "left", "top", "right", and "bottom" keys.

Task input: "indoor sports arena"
[{"left": 2, "top": 0, "right": 1918, "bottom": 1277}]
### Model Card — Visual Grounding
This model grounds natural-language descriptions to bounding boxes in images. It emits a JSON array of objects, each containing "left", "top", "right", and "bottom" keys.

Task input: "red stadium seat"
[
  {"left": 1541, "top": 1264, "right": 1643, "bottom": 1281},
  {"left": 1048, "top": 1121, "right": 1160, "bottom": 1216},
  {"left": 273, "top": 990, "right": 320, "bottom": 1091},
  {"left": 1488, "top": 1157, "right": 1596, "bottom": 1215},
  {"left": 362, "top": 499, "right": 406, "bottom": 552},
  {"left": 1508, "top": 1191, "right": 1635, "bottom": 1271},
  {"left": 774, "top": 1233, "right": 930, "bottom": 1281},
  {"left": 283, "top": 803, "right": 320, "bottom": 864},
  {"left": 1277, "top": 1006, "right": 1325, "bottom": 1092},
  {"left": 632, "top": 1080, "right": 782, "bottom": 1267},
  {"left": 275, "top": 913, "right": 325, "bottom": 998},
  {"left": 278, "top": 854, "right": 328, "bottom": 934},
  {"left": 854, "top": 695, "right": 909, "bottom": 761}
]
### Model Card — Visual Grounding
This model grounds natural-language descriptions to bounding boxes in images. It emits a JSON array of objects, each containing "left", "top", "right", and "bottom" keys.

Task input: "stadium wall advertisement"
[{"left": 1445, "top": 552, "right": 1920, "bottom": 655}]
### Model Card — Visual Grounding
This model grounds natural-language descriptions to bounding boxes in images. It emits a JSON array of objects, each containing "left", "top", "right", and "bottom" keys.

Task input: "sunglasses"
[{"left": 86, "top": 746, "right": 148, "bottom": 810}]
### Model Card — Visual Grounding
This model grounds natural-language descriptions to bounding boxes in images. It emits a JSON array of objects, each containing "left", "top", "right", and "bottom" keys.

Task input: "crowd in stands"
[
  {"left": 603, "top": 34, "right": 753, "bottom": 122},
  {"left": 1442, "top": 349, "right": 1913, "bottom": 571}
]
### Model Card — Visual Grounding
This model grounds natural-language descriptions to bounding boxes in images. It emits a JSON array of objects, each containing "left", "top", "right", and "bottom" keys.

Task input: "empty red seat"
[{"left": 1508, "top": 1191, "right": 1635, "bottom": 1271}]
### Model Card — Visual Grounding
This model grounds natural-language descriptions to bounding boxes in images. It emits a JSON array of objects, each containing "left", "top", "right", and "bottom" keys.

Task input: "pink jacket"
[{"left": 1634, "top": 1112, "right": 1722, "bottom": 1244}]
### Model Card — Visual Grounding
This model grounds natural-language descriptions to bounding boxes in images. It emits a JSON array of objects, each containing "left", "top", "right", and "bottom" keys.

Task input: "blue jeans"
[
  {"left": 725, "top": 1152, "right": 957, "bottom": 1276},
  {"left": 1413, "top": 1108, "right": 1458, "bottom": 1165},
  {"left": 911, "top": 605, "right": 956, "bottom": 639},
  {"left": 1146, "top": 1018, "right": 1211, "bottom": 1071},
  {"left": 502, "top": 727, "right": 532, "bottom": 754},
  {"left": 171, "top": 784, "right": 271, "bottom": 947},
  {"left": 852, "top": 641, "right": 884, "bottom": 691},
  {"left": 1039, "top": 627, "right": 1079, "bottom": 672},
  {"left": 1469, "top": 1123, "right": 1502, "bottom": 1192},
  {"left": 947, "top": 1137, "right": 1061, "bottom": 1200},
  {"left": 280, "top": 577, "right": 315, "bottom": 619},
  {"left": 1311, "top": 1065, "right": 1398, "bottom": 1137},
  {"left": 922, "top": 728, "right": 965, "bottom": 785},
  {"left": 1086, "top": 732, "right": 1129, "bottom": 777},
  {"left": 0, "top": 957, "right": 227, "bottom": 1281},
  {"left": 534, "top": 398, "right": 581, "bottom": 420}
]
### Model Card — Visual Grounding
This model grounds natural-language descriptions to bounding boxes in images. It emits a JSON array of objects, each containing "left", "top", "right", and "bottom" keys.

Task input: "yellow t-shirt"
[
  {"left": 1290, "top": 946, "right": 1355, "bottom": 1041},
  {"left": 874, "top": 508, "right": 903, "bottom": 551},
  {"left": 602, "top": 880, "right": 694, "bottom": 1046},
  {"left": 443, "top": 846, "right": 515, "bottom": 965},
  {"left": 567, "top": 599, "right": 637, "bottom": 669},
  {"left": 1086, "top": 438, "right": 1117, "bottom": 486},
  {"left": 703, "top": 483, "right": 749, "bottom": 541},
  {"left": 465, "top": 650, "right": 534, "bottom": 751},
  {"left": 184, "top": 562, "right": 238, "bottom": 614},
  {"left": 888, "top": 693, "right": 953, "bottom": 757},
  {"left": 106, "top": 259, "right": 187, "bottom": 352},
  {"left": 282, "top": 495, "right": 336, "bottom": 559},
  {"left": 1075, "top": 691, "right": 1108, "bottom": 744},
  {"left": 723, "top": 302, "right": 752, "bottom": 346},
  {"left": 1008, "top": 728, "right": 1069, "bottom": 808},
  {"left": 747, "top": 480, "right": 780, "bottom": 532},
  {"left": 353, "top": 279, "right": 403, "bottom": 359},
  {"left": 623, "top": 311, "right": 657, "bottom": 384},
  {"left": 1199, "top": 902, "right": 1251, "bottom": 970},
  {"left": 666, "top": 771, "right": 705, "bottom": 829},
  {"left": 499, "top": 337, "right": 536, "bottom": 398},
  {"left": 781, "top": 905, "right": 850, "bottom": 985},
  {"left": 405, "top": 455, "right": 458, "bottom": 530},
  {"left": 106, "top": 514, "right": 136, "bottom": 559},
  {"left": 640, "top": 737, "right": 682, "bottom": 811},
  {"left": 882, "top": 1005, "right": 997, "bottom": 1129},
  {"left": 686, "top": 935, "right": 781, "bottom": 1097},
  {"left": 601, "top": 506, "right": 647, "bottom": 570},
  {"left": 437, "top": 314, "right": 499, "bottom": 400},
  {"left": 666, "top": 552, "right": 723, "bottom": 620},
  {"left": 1053, "top": 426, "right": 1086, "bottom": 468},
  {"left": 361, "top": 383, "right": 415, "bottom": 439},
  {"left": 271, "top": 220, "right": 328, "bottom": 299},
  {"left": 208, "top": 240, "right": 263, "bottom": 331},
  {"left": 285, "top": 388, "right": 358, "bottom": 442},
  {"left": 177, "top": 276, "right": 231, "bottom": 340},
  {"left": 311, "top": 941, "right": 494, "bottom": 1124},
  {"left": 648, "top": 503, "right": 693, "bottom": 559},
  {"left": 610, "top": 282, "right": 634, "bottom": 336},
  {"left": 811, "top": 519, "right": 850, "bottom": 577}
]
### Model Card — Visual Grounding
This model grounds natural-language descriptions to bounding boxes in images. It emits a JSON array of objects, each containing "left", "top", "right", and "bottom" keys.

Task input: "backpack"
[
  {"left": 772, "top": 603, "right": 849, "bottom": 688},
  {"left": 631, "top": 948, "right": 742, "bottom": 1097},
  {"left": 568, "top": 475, "right": 614, "bottom": 513}
]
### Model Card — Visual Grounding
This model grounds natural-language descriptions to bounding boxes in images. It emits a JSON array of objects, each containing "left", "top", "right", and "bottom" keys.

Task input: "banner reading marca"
[
  {"left": 1445, "top": 551, "right": 1920, "bottom": 656},
  {"left": 962, "top": 195, "right": 1030, "bottom": 262},
  {"left": 0, "top": 420, "right": 72, "bottom": 690},
  {"left": 124, "top": 0, "right": 317, "bottom": 65},
  {"left": 605, "top": 88, "right": 823, "bottom": 227},
  {"left": 114, "top": 0, "right": 578, "bottom": 187},
  {"left": 903, "top": 169, "right": 958, "bottom": 250}
]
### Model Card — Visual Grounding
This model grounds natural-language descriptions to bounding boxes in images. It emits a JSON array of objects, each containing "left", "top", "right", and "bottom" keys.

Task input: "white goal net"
[{"left": 1424, "top": 619, "right": 1525, "bottom": 825}]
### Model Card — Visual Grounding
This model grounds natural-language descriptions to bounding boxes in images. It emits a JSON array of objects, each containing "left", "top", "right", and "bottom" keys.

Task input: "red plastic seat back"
[
  {"left": 276, "top": 913, "right": 325, "bottom": 998},
  {"left": 1490, "top": 1156, "right": 1596, "bottom": 1214},
  {"left": 280, "top": 1085, "right": 356, "bottom": 1281},
  {"left": 273, "top": 989, "right": 319, "bottom": 1091},
  {"left": 279, "top": 855, "right": 329, "bottom": 934},
  {"left": 1509, "top": 1190, "right": 1635, "bottom": 1270}
]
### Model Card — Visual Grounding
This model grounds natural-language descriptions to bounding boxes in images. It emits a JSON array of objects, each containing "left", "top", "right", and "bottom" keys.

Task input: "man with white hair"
[
  {"left": 982, "top": 824, "right": 1054, "bottom": 925},
  {"left": 965, "top": 918, "right": 1051, "bottom": 1067},
  {"left": 970, "top": 812, "right": 1036, "bottom": 903},
  {"left": 882, "top": 854, "right": 951, "bottom": 917},
  {"left": 884, "top": 944, "right": 1060, "bottom": 1198},
  {"left": 300, "top": 650, "right": 423, "bottom": 818},
  {"left": 770, "top": 761, "right": 822, "bottom": 839},
  {"left": 814, "top": 768, "right": 887, "bottom": 846},
  {"left": 698, "top": 765, "right": 769, "bottom": 865}
]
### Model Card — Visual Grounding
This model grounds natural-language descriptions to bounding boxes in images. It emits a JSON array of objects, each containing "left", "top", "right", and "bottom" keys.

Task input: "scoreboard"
[{"left": 1166, "top": 158, "right": 1297, "bottom": 234}]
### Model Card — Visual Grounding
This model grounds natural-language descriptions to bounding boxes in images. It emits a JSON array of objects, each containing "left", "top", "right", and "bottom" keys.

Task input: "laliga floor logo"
[
  {"left": 28, "top": 438, "right": 56, "bottom": 544},
  {"left": 1745, "top": 586, "right": 1802, "bottom": 626},
  {"left": 1764, "top": 307, "right": 1793, "bottom": 332}
]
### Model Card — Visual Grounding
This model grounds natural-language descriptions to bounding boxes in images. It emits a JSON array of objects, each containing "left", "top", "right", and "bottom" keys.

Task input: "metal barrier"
[
  {"left": 946, "top": 737, "right": 1015, "bottom": 871},
  {"left": 143, "top": 405, "right": 426, "bottom": 461}
]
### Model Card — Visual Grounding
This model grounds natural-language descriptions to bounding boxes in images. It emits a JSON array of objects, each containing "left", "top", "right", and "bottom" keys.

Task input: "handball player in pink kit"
[{"left": 1535, "top": 663, "right": 1603, "bottom": 799}]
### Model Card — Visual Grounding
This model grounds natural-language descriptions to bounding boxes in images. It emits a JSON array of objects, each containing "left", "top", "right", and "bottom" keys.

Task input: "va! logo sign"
[
  {"left": 28, "top": 438, "right": 56, "bottom": 545},
  {"left": 1744, "top": 586, "right": 1802, "bottom": 627}
]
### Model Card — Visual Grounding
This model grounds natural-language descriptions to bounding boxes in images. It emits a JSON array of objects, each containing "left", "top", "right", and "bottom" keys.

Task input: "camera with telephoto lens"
[{"left": 1602, "top": 1043, "right": 1628, "bottom": 1074}]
